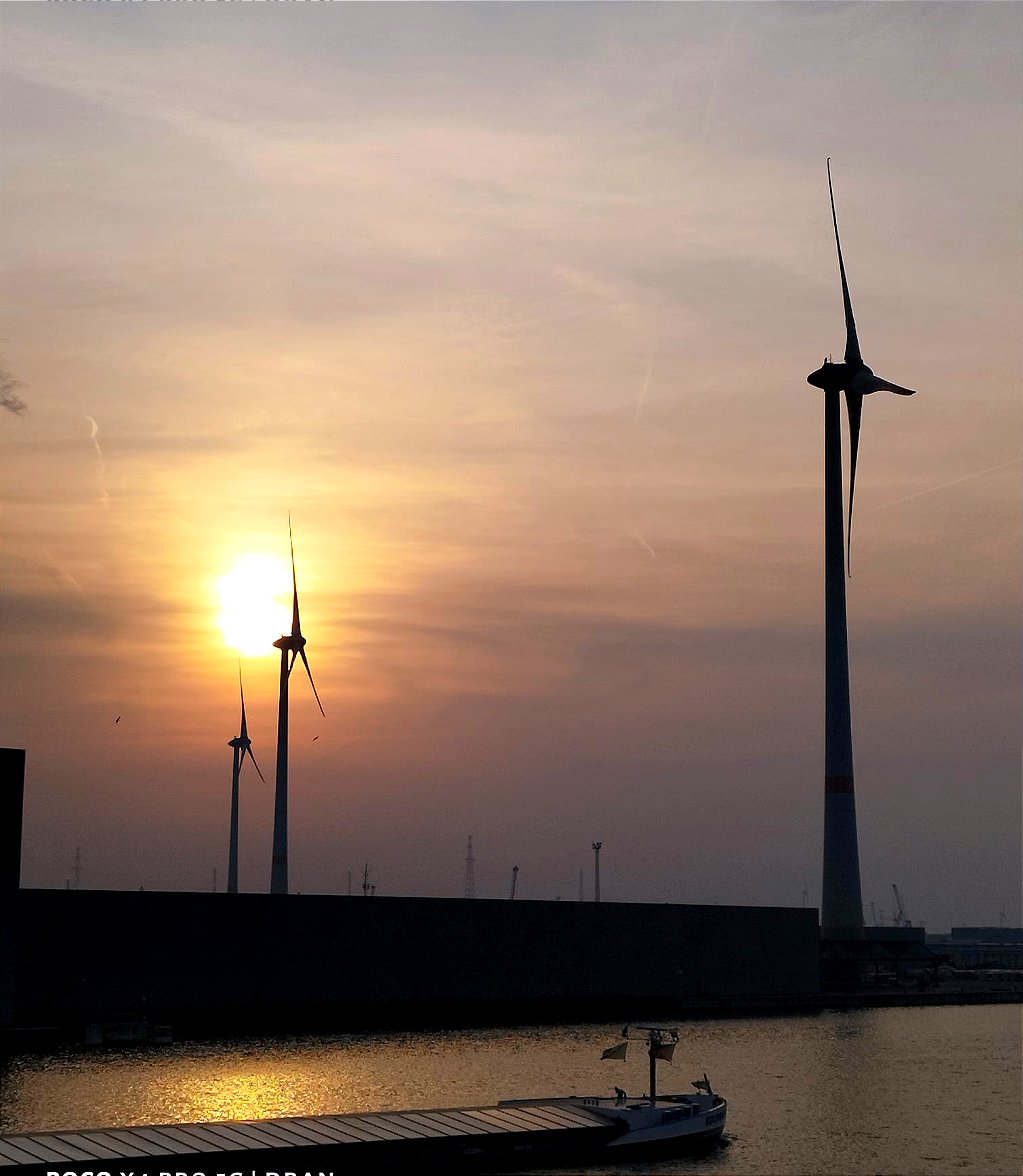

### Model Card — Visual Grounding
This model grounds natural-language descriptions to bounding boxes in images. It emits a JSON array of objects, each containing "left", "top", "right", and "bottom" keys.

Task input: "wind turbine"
[
  {"left": 270, "top": 519, "right": 325, "bottom": 895},
  {"left": 806, "top": 160, "right": 916, "bottom": 939},
  {"left": 227, "top": 664, "right": 264, "bottom": 895}
]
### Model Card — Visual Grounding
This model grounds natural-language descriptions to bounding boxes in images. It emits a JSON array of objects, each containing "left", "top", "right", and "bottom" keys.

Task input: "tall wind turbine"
[
  {"left": 270, "top": 520, "right": 325, "bottom": 895},
  {"left": 227, "top": 664, "right": 264, "bottom": 894},
  {"left": 806, "top": 161, "right": 916, "bottom": 939}
]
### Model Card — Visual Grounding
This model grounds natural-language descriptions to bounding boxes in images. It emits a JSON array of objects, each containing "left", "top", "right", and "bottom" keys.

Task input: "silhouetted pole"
[
  {"left": 822, "top": 390, "right": 864, "bottom": 938},
  {"left": 464, "top": 835, "right": 476, "bottom": 899},
  {"left": 270, "top": 642, "right": 290, "bottom": 895},
  {"left": 592, "top": 841, "right": 602, "bottom": 902}
]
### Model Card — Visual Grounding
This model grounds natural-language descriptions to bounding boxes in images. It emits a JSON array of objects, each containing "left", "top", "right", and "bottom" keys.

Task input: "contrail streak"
[
  {"left": 84, "top": 415, "right": 110, "bottom": 508},
  {"left": 862, "top": 457, "right": 1021, "bottom": 514},
  {"left": 634, "top": 350, "right": 654, "bottom": 422},
  {"left": 631, "top": 532, "right": 658, "bottom": 560}
]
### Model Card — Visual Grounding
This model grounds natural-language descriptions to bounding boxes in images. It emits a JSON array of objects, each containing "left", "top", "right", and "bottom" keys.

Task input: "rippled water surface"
[{"left": 1, "top": 1005, "right": 1019, "bottom": 1174}]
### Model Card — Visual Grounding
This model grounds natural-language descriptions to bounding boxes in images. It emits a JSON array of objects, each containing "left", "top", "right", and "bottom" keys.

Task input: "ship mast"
[{"left": 635, "top": 1024, "right": 678, "bottom": 1105}]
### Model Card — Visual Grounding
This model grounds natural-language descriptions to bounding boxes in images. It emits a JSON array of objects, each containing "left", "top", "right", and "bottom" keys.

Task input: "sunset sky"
[{"left": 1, "top": 3, "right": 1019, "bottom": 929}]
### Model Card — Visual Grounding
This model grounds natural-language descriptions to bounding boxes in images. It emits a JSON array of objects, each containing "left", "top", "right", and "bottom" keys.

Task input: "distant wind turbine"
[
  {"left": 270, "top": 518, "right": 325, "bottom": 895},
  {"left": 227, "top": 664, "right": 264, "bottom": 895},
  {"left": 806, "top": 160, "right": 917, "bottom": 940}
]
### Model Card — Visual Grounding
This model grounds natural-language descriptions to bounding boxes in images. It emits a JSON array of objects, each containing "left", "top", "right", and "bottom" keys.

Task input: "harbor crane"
[{"left": 891, "top": 883, "right": 911, "bottom": 927}]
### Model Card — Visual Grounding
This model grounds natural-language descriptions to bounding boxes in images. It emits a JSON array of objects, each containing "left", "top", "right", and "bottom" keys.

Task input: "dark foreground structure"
[
  {"left": 1, "top": 747, "right": 819, "bottom": 1036},
  {"left": 8, "top": 888, "right": 819, "bottom": 1035}
]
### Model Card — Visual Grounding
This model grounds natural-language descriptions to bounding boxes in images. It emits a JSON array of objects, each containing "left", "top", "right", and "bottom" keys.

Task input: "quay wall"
[{"left": 11, "top": 889, "right": 819, "bottom": 1033}]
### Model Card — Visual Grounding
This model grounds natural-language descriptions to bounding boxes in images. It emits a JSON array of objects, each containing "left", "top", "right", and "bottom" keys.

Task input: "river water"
[{"left": 1, "top": 1005, "right": 1019, "bottom": 1175}]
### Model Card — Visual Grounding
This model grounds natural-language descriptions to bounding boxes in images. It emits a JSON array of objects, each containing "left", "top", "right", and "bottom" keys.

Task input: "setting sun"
[{"left": 216, "top": 554, "right": 291, "bottom": 655}]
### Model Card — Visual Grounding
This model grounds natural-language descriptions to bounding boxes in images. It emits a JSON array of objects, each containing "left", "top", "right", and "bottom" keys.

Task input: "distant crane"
[
  {"left": 592, "top": 842, "right": 602, "bottom": 902},
  {"left": 891, "top": 884, "right": 912, "bottom": 927},
  {"left": 464, "top": 836, "right": 476, "bottom": 899},
  {"left": 509, "top": 865, "right": 518, "bottom": 900}
]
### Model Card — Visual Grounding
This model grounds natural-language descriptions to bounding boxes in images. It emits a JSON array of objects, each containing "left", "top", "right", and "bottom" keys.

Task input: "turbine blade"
[
  {"left": 289, "top": 514, "right": 302, "bottom": 637},
  {"left": 244, "top": 745, "right": 266, "bottom": 784},
  {"left": 298, "top": 647, "right": 326, "bottom": 717},
  {"left": 845, "top": 390, "right": 864, "bottom": 575},
  {"left": 828, "top": 159, "right": 861, "bottom": 367},
  {"left": 851, "top": 372, "right": 916, "bottom": 397},
  {"left": 239, "top": 663, "right": 249, "bottom": 739}
]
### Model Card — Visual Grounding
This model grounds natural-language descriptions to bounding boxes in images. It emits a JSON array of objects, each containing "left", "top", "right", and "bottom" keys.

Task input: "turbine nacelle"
[
  {"left": 274, "top": 632, "right": 307, "bottom": 655},
  {"left": 807, "top": 358, "right": 858, "bottom": 393}
]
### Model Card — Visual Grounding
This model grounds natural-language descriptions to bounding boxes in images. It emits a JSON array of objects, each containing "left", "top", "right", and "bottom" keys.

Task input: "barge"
[{"left": 0, "top": 1028, "right": 726, "bottom": 1173}]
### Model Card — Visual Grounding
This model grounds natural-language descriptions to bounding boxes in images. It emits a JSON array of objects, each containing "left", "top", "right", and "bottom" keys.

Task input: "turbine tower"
[
  {"left": 227, "top": 664, "right": 264, "bottom": 894},
  {"left": 270, "top": 520, "right": 325, "bottom": 895},
  {"left": 807, "top": 161, "right": 916, "bottom": 939}
]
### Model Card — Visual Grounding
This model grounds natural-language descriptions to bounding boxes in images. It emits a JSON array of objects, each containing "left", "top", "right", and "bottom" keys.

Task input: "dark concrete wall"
[
  {"left": 13, "top": 889, "right": 819, "bottom": 1031},
  {"left": 1, "top": 749, "right": 26, "bottom": 1027}
]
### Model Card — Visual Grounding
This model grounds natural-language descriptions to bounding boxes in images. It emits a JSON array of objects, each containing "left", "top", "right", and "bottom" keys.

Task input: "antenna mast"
[
  {"left": 592, "top": 842, "right": 602, "bottom": 902},
  {"left": 464, "top": 836, "right": 476, "bottom": 899}
]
